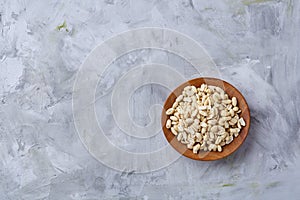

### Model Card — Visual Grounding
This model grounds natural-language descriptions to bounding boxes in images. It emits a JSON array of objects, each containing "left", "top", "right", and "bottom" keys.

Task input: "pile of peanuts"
[{"left": 165, "top": 83, "right": 246, "bottom": 153}]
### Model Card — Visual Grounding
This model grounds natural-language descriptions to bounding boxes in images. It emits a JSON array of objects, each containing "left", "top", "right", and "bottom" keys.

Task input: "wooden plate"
[{"left": 161, "top": 77, "right": 250, "bottom": 161}]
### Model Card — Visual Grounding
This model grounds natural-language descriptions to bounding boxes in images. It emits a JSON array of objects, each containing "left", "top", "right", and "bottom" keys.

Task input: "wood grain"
[{"left": 161, "top": 77, "right": 251, "bottom": 161}]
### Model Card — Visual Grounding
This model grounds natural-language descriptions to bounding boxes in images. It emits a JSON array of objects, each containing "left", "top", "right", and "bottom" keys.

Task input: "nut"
[
  {"left": 170, "top": 116, "right": 178, "bottom": 121},
  {"left": 232, "top": 97, "right": 237, "bottom": 107},
  {"left": 193, "top": 144, "right": 200, "bottom": 153},
  {"left": 239, "top": 117, "right": 246, "bottom": 126},
  {"left": 166, "top": 119, "right": 171, "bottom": 129},
  {"left": 171, "top": 127, "right": 178, "bottom": 136},
  {"left": 166, "top": 108, "right": 174, "bottom": 115}
]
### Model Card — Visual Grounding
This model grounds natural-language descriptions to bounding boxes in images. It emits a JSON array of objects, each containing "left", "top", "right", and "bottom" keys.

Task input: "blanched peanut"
[
  {"left": 193, "top": 144, "right": 200, "bottom": 153},
  {"left": 170, "top": 116, "right": 178, "bottom": 121},
  {"left": 166, "top": 108, "right": 174, "bottom": 115},
  {"left": 166, "top": 119, "right": 171, "bottom": 129},
  {"left": 172, "top": 101, "right": 179, "bottom": 109},
  {"left": 239, "top": 117, "right": 246, "bottom": 126},
  {"left": 176, "top": 95, "right": 183, "bottom": 102},
  {"left": 222, "top": 99, "right": 232, "bottom": 104},
  {"left": 171, "top": 127, "right": 178, "bottom": 136},
  {"left": 217, "top": 145, "right": 222, "bottom": 152},
  {"left": 233, "top": 106, "right": 239, "bottom": 112},
  {"left": 232, "top": 97, "right": 237, "bottom": 107}
]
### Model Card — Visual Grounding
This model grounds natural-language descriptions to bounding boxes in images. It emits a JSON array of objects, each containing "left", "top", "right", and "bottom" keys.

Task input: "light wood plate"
[{"left": 161, "top": 77, "right": 251, "bottom": 161}]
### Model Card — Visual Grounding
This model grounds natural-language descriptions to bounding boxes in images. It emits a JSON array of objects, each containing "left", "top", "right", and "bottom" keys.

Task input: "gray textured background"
[{"left": 1, "top": 0, "right": 300, "bottom": 199}]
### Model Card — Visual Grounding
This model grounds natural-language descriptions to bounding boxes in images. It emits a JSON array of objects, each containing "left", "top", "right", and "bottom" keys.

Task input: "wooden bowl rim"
[{"left": 161, "top": 77, "right": 251, "bottom": 161}]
